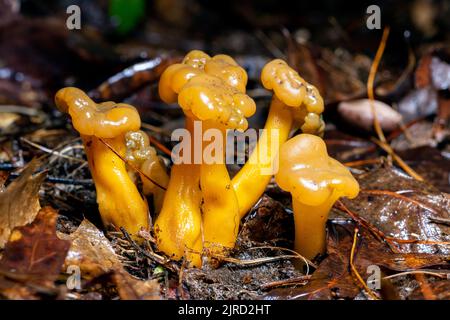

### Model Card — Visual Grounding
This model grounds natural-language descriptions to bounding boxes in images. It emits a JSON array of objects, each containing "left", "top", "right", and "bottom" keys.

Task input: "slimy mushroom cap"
[
  {"left": 261, "top": 59, "right": 325, "bottom": 135},
  {"left": 275, "top": 134, "right": 359, "bottom": 207},
  {"left": 55, "top": 87, "right": 141, "bottom": 139},
  {"left": 177, "top": 74, "right": 256, "bottom": 130}
]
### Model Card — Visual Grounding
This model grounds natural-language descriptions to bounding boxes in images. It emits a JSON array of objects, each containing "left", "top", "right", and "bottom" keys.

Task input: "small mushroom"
[{"left": 275, "top": 134, "right": 359, "bottom": 261}]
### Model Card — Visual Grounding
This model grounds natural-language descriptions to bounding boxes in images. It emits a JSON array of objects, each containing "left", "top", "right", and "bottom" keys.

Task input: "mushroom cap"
[
  {"left": 158, "top": 50, "right": 249, "bottom": 104},
  {"left": 261, "top": 59, "right": 325, "bottom": 136},
  {"left": 261, "top": 59, "right": 324, "bottom": 114},
  {"left": 178, "top": 74, "right": 256, "bottom": 131},
  {"left": 55, "top": 87, "right": 140, "bottom": 138},
  {"left": 275, "top": 134, "right": 359, "bottom": 206}
]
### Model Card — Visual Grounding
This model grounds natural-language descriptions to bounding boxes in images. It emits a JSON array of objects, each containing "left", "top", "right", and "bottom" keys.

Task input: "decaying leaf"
[
  {"left": 239, "top": 195, "right": 293, "bottom": 245},
  {"left": 348, "top": 167, "right": 450, "bottom": 255},
  {"left": 0, "top": 206, "right": 71, "bottom": 299},
  {"left": 58, "top": 219, "right": 122, "bottom": 280},
  {"left": 112, "top": 270, "right": 161, "bottom": 300},
  {"left": 265, "top": 223, "right": 448, "bottom": 300},
  {"left": 0, "top": 159, "right": 46, "bottom": 248}
]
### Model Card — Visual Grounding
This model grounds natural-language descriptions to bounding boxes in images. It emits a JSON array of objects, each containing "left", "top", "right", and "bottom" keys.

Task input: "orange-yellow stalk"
[
  {"left": 275, "top": 134, "right": 359, "bottom": 261},
  {"left": 55, "top": 87, "right": 149, "bottom": 236}
]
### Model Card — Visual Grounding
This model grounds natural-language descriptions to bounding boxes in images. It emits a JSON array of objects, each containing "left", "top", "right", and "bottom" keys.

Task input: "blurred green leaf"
[{"left": 109, "top": 0, "right": 146, "bottom": 35}]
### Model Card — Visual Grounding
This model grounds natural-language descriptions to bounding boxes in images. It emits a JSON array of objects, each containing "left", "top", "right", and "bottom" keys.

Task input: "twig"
[
  {"left": 383, "top": 270, "right": 448, "bottom": 280},
  {"left": 147, "top": 135, "right": 173, "bottom": 158},
  {"left": 260, "top": 275, "right": 311, "bottom": 290},
  {"left": 21, "top": 137, "right": 86, "bottom": 163},
  {"left": 120, "top": 227, "right": 170, "bottom": 266},
  {"left": 367, "top": 26, "right": 390, "bottom": 143},
  {"left": 248, "top": 245, "right": 318, "bottom": 270},
  {"left": 349, "top": 228, "right": 380, "bottom": 300},
  {"left": 371, "top": 137, "right": 424, "bottom": 181},
  {"left": 428, "top": 216, "right": 450, "bottom": 226},
  {"left": 344, "top": 158, "right": 382, "bottom": 167}
]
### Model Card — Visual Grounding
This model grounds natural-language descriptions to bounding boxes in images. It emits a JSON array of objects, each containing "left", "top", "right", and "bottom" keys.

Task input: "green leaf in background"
[{"left": 109, "top": 0, "right": 146, "bottom": 35}]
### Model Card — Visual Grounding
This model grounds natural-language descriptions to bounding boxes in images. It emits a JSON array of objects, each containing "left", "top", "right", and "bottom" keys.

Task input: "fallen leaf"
[
  {"left": 0, "top": 159, "right": 46, "bottom": 248},
  {"left": 112, "top": 270, "right": 161, "bottom": 300},
  {"left": 0, "top": 206, "right": 70, "bottom": 299},
  {"left": 348, "top": 167, "right": 450, "bottom": 255},
  {"left": 264, "top": 223, "right": 448, "bottom": 300},
  {"left": 58, "top": 219, "right": 122, "bottom": 280},
  {"left": 239, "top": 195, "right": 293, "bottom": 246}
]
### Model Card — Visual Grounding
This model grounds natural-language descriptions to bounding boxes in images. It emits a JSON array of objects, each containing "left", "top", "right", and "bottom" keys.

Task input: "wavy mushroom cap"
[
  {"left": 275, "top": 134, "right": 359, "bottom": 207},
  {"left": 204, "top": 55, "right": 248, "bottom": 93},
  {"left": 261, "top": 59, "right": 325, "bottom": 135},
  {"left": 159, "top": 50, "right": 249, "bottom": 104},
  {"left": 55, "top": 87, "right": 141, "bottom": 139},
  {"left": 178, "top": 74, "right": 256, "bottom": 131},
  {"left": 182, "top": 50, "right": 211, "bottom": 68}
]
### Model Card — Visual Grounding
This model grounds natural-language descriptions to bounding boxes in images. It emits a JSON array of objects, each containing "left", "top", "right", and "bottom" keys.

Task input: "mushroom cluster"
[{"left": 55, "top": 52, "right": 359, "bottom": 268}]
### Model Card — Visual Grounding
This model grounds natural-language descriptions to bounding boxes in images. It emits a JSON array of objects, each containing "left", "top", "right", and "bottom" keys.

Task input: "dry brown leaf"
[
  {"left": 113, "top": 270, "right": 161, "bottom": 300},
  {"left": 0, "top": 159, "right": 46, "bottom": 248},
  {"left": 0, "top": 206, "right": 70, "bottom": 299},
  {"left": 58, "top": 219, "right": 122, "bottom": 280}
]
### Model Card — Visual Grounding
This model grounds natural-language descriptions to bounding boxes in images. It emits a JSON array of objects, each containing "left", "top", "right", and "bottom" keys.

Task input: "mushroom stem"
[
  {"left": 292, "top": 194, "right": 338, "bottom": 261},
  {"left": 82, "top": 134, "right": 149, "bottom": 235},
  {"left": 232, "top": 96, "right": 293, "bottom": 218},
  {"left": 201, "top": 121, "right": 240, "bottom": 252},
  {"left": 154, "top": 118, "right": 202, "bottom": 267}
]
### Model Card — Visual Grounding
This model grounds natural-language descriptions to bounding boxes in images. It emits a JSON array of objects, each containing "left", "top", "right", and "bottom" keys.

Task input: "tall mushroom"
[
  {"left": 178, "top": 73, "right": 255, "bottom": 254},
  {"left": 55, "top": 87, "right": 149, "bottom": 236},
  {"left": 155, "top": 50, "right": 254, "bottom": 265},
  {"left": 232, "top": 59, "right": 325, "bottom": 218},
  {"left": 155, "top": 50, "right": 209, "bottom": 267},
  {"left": 275, "top": 134, "right": 359, "bottom": 260}
]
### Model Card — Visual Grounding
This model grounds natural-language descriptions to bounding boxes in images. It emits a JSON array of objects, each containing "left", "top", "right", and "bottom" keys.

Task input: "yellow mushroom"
[
  {"left": 55, "top": 87, "right": 149, "bottom": 236},
  {"left": 155, "top": 50, "right": 254, "bottom": 265},
  {"left": 232, "top": 59, "right": 325, "bottom": 218},
  {"left": 178, "top": 72, "right": 255, "bottom": 254},
  {"left": 154, "top": 50, "right": 211, "bottom": 266},
  {"left": 275, "top": 134, "right": 359, "bottom": 260}
]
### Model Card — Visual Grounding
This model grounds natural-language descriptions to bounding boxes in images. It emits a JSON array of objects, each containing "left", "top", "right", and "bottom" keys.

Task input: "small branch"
[{"left": 349, "top": 228, "right": 380, "bottom": 300}]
